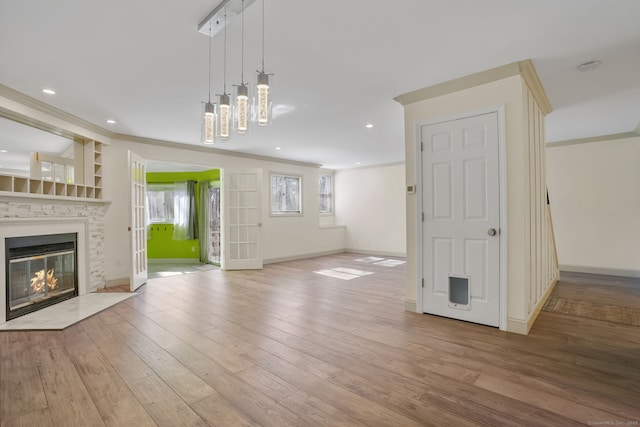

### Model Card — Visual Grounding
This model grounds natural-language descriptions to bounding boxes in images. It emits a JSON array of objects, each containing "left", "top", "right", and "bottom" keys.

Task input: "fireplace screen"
[{"left": 6, "top": 233, "right": 78, "bottom": 320}]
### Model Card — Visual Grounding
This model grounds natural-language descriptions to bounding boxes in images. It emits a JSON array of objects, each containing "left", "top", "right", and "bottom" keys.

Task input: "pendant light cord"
[
  {"left": 208, "top": 22, "right": 212, "bottom": 103},
  {"left": 223, "top": 9, "right": 227, "bottom": 93},
  {"left": 241, "top": 0, "right": 245, "bottom": 84},
  {"left": 261, "top": 0, "right": 265, "bottom": 72}
]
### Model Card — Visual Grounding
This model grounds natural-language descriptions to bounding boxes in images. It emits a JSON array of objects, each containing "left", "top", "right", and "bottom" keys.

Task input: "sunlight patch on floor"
[{"left": 314, "top": 267, "right": 373, "bottom": 280}]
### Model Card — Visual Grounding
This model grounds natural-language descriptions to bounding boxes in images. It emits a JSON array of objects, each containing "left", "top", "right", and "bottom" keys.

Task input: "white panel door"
[
  {"left": 129, "top": 151, "right": 147, "bottom": 291},
  {"left": 221, "top": 169, "right": 263, "bottom": 270},
  {"left": 421, "top": 112, "right": 500, "bottom": 327}
]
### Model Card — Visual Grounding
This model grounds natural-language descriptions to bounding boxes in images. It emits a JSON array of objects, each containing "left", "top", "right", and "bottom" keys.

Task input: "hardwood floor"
[{"left": 1, "top": 253, "right": 639, "bottom": 426}]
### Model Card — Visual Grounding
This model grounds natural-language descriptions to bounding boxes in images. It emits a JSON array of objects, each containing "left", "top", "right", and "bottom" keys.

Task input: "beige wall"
[
  {"left": 335, "top": 163, "right": 406, "bottom": 256},
  {"left": 547, "top": 136, "right": 640, "bottom": 276},
  {"left": 400, "top": 73, "right": 557, "bottom": 333}
]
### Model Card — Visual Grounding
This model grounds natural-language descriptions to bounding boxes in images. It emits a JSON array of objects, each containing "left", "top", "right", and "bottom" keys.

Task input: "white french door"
[
  {"left": 221, "top": 169, "right": 262, "bottom": 270},
  {"left": 421, "top": 112, "right": 501, "bottom": 327},
  {"left": 129, "top": 151, "right": 147, "bottom": 291}
]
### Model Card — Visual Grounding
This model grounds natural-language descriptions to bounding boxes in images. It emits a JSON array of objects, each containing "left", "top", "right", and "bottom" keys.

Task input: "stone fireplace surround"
[{"left": 0, "top": 197, "right": 106, "bottom": 324}]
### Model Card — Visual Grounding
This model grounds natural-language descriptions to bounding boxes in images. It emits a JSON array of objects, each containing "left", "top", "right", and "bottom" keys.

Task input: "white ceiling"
[{"left": 1, "top": 0, "right": 639, "bottom": 170}]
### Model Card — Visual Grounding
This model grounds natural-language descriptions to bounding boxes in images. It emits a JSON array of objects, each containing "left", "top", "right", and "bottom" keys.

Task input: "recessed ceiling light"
[
  {"left": 577, "top": 60, "right": 602, "bottom": 72},
  {"left": 365, "top": 124, "right": 374, "bottom": 128},
  {"left": 106, "top": 119, "right": 116, "bottom": 125},
  {"left": 42, "top": 88, "right": 56, "bottom": 95},
  {"left": 0, "top": 149, "right": 7, "bottom": 153},
  {"left": 356, "top": 162, "right": 361, "bottom": 165},
  {"left": 275, "top": 147, "right": 282, "bottom": 150}
]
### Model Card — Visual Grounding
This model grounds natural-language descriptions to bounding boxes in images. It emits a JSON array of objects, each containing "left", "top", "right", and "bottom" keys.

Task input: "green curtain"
[
  {"left": 198, "top": 181, "right": 211, "bottom": 263},
  {"left": 173, "top": 180, "right": 199, "bottom": 240}
]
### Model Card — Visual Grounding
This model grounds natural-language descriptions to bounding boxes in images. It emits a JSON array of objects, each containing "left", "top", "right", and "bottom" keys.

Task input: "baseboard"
[
  {"left": 404, "top": 299, "right": 417, "bottom": 312},
  {"left": 104, "top": 277, "right": 129, "bottom": 288},
  {"left": 560, "top": 264, "right": 640, "bottom": 278},
  {"left": 506, "top": 318, "right": 528, "bottom": 335},
  {"left": 526, "top": 275, "right": 559, "bottom": 331},
  {"left": 264, "top": 249, "right": 345, "bottom": 265},
  {"left": 148, "top": 258, "right": 200, "bottom": 264},
  {"left": 344, "top": 248, "right": 407, "bottom": 258},
  {"left": 507, "top": 273, "right": 559, "bottom": 335}
]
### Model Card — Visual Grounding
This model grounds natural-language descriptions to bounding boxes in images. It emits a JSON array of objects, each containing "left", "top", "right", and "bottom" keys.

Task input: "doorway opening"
[{"left": 145, "top": 162, "right": 221, "bottom": 279}]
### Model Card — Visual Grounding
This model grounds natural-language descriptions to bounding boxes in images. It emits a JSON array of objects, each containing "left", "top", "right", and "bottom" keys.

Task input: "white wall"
[
  {"left": 547, "top": 136, "right": 640, "bottom": 276},
  {"left": 103, "top": 138, "right": 345, "bottom": 282},
  {"left": 334, "top": 163, "right": 406, "bottom": 256}
]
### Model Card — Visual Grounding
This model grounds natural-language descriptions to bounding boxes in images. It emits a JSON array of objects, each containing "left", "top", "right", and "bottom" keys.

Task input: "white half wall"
[
  {"left": 547, "top": 135, "right": 640, "bottom": 276},
  {"left": 335, "top": 163, "right": 406, "bottom": 256}
]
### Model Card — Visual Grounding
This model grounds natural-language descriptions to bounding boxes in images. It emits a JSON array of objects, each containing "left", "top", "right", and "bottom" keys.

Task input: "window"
[
  {"left": 271, "top": 173, "right": 302, "bottom": 215},
  {"left": 319, "top": 174, "right": 332, "bottom": 214},
  {"left": 146, "top": 183, "right": 175, "bottom": 223}
]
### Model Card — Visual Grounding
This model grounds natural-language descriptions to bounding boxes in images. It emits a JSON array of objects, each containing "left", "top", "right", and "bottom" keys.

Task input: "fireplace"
[{"left": 5, "top": 233, "right": 78, "bottom": 320}]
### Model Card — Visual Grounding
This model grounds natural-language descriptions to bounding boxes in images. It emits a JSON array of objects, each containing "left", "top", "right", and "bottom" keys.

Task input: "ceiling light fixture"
[
  {"left": 42, "top": 88, "right": 55, "bottom": 95},
  {"left": 234, "top": 0, "right": 249, "bottom": 134},
  {"left": 198, "top": 0, "right": 257, "bottom": 37},
  {"left": 202, "top": 22, "right": 217, "bottom": 144},
  {"left": 366, "top": 124, "right": 374, "bottom": 128},
  {"left": 256, "top": 0, "right": 272, "bottom": 126},
  {"left": 197, "top": 0, "right": 271, "bottom": 136},
  {"left": 218, "top": 9, "right": 231, "bottom": 141},
  {"left": 577, "top": 60, "right": 602, "bottom": 72},
  {"left": 106, "top": 119, "right": 116, "bottom": 125}
]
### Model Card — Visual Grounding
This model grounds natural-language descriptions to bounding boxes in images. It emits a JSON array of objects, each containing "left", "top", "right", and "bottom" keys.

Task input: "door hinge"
[
  {"left": 421, "top": 278, "right": 424, "bottom": 288},
  {"left": 420, "top": 142, "right": 424, "bottom": 152},
  {"left": 422, "top": 212, "right": 424, "bottom": 222}
]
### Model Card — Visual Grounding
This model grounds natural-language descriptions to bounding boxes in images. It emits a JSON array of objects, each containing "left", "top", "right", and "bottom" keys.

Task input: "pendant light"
[
  {"left": 218, "top": 9, "right": 231, "bottom": 140},
  {"left": 256, "top": 0, "right": 272, "bottom": 126},
  {"left": 202, "top": 22, "right": 217, "bottom": 144},
  {"left": 234, "top": 0, "right": 249, "bottom": 133}
]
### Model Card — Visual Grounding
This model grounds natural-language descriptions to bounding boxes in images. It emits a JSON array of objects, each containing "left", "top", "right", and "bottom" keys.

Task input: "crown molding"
[
  {"left": 546, "top": 131, "right": 640, "bottom": 148},
  {"left": 518, "top": 59, "right": 552, "bottom": 115},
  {"left": 0, "top": 84, "right": 113, "bottom": 141},
  {"left": 112, "top": 134, "right": 323, "bottom": 169},
  {"left": 393, "top": 60, "right": 553, "bottom": 115},
  {"left": 336, "top": 160, "right": 405, "bottom": 172}
]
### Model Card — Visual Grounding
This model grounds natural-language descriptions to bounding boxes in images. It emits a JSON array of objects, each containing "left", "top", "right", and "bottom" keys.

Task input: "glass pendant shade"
[
  {"left": 218, "top": 93, "right": 231, "bottom": 140},
  {"left": 256, "top": 71, "right": 271, "bottom": 126},
  {"left": 236, "top": 84, "right": 249, "bottom": 133},
  {"left": 202, "top": 102, "right": 217, "bottom": 144}
]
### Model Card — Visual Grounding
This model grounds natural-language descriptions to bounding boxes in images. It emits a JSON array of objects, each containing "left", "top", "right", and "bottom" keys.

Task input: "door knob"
[{"left": 487, "top": 228, "right": 497, "bottom": 236}]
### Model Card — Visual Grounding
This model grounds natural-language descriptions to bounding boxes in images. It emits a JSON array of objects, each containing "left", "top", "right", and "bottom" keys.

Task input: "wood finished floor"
[{"left": 1, "top": 253, "right": 639, "bottom": 426}]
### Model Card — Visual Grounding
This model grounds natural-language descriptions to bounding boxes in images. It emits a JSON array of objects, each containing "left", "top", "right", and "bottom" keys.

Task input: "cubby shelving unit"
[{"left": 2, "top": 139, "right": 105, "bottom": 202}]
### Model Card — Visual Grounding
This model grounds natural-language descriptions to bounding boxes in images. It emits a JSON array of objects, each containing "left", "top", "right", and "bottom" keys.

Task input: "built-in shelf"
[
  {"left": 3, "top": 138, "right": 105, "bottom": 201},
  {"left": 0, "top": 174, "right": 105, "bottom": 201}
]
